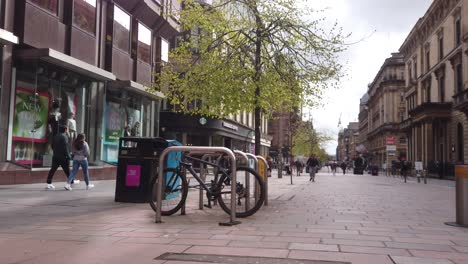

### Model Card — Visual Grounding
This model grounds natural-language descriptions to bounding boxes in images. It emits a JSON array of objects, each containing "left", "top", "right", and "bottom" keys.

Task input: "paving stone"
[
  {"left": 339, "top": 245, "right": 411, "bottom": 256},
  {"left": 390, "top": 256, "right": 455, "bottom": 264},
  {"left": 289, "top": 243, "right": 339, "bottom": 251}
]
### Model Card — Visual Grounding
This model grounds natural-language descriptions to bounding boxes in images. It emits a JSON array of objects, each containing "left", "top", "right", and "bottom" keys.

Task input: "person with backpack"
[{"left": 64, "top": 133, "right": 94, "bottom": 191}]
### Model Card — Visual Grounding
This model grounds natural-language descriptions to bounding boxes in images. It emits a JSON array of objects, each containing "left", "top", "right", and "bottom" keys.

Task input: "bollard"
[{"left": 445, "top": 165, "right": 468, "bottom": 228}]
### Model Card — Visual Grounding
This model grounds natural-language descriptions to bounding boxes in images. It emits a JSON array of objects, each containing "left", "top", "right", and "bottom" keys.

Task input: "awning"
[
  {"left": 15, "top": 48, "right": 116, "bottom": 81},
  {"left": 113, "top": 80, "right": 165, "bottom": 100},
  {"left": 0, "top": 28, "right": 18, "bottom": 45}
]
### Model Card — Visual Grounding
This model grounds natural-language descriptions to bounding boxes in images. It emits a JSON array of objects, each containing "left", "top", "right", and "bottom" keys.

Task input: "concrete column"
[
  {"left": 0, "top": 0, "right": 15, "bottom": 162},
  {"left": 426, "top": 121, "right": 434, "bottom": 167}
]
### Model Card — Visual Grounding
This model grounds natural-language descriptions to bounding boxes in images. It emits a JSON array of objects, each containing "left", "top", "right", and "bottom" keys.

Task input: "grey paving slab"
[{"left": 0, "top": 169, "right": 466, "bottom": 264}]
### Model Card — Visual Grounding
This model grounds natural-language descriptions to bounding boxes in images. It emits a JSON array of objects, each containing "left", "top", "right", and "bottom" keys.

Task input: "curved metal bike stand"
[
  {"left": 234, "top": 150, "right": 251, "bottom": 212},
  {"left": 199, "top": 153, "right": 224, "bottom": 210},
  {"left": 245, "top": 153, "right": 259, "bottom": 204},
  {"left": 155, "top": 146, "right": 240, "bottom": 226},
  {"left": 256, "top": 155, "right": 269, "bottom": 206}
]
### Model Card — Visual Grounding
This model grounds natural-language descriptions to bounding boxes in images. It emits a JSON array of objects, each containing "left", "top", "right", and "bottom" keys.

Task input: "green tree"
[
  {"left": 292, "top": 121, "right": 332, "bottom": 163},
  {"left": 153, "top": 0, "right": 347, "bottom": 154}
]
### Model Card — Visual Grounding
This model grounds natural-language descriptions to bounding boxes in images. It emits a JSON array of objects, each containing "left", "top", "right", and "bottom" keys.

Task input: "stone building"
[
  {"left": 365, "top": 53, "right": 407, "bottom": 169},
  {"left": 336, "top": 122, "right": 359, "bottom": 162},
  {"left": 357, "top": 93, "right": 369, "bottom": 156},
  {"left": 399, "top": 0, "right": 468, "bottom": 178}
]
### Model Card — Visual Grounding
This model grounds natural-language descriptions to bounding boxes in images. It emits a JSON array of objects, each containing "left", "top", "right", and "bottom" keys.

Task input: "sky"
[{"left": 305, "top": 0, "right": 433, "bottom": 155}]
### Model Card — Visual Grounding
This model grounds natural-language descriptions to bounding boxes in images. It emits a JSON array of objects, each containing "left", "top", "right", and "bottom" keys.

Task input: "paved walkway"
[{"left": 0, "top": 169, "right": 466, "bottom": 264}]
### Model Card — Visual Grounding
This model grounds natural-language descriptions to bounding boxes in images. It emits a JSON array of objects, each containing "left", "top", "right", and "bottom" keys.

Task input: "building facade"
[
  {"left": 336, "top": 122, "right": 359, "bottom": 162},
  {"left": 399, "top": 0, "right": 468, "bottom": 178},
  {"left": 357, "top": 93, "right": 369, "bottom": 156},
  {"left": 0, "top": 0, "right": 179, "bottom": 184},
  {"left": 365, "top": 53, "right": 407, "bottom": 169}
]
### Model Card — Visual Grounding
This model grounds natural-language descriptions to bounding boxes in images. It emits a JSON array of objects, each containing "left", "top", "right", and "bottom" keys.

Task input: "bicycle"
[{"left": 149, "top": 153, "right": 265, "bottom": 218}]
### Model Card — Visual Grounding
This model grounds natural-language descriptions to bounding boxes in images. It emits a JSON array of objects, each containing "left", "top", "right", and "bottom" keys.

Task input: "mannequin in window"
[
  {"left": 67, "top": 112, "right": 77, "bottom": 142},
  {"left": 48, "top": 101, "right": 61, "bottom": 140},
  {"left": 131, "top": 121, "right": 141, "bottom": 137}
]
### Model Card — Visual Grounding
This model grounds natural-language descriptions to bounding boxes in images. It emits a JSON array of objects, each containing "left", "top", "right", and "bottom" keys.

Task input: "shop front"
[
  {"left": 160, "top": 112, "right": 262, "bottom": 154},
  {"left": 9, "top": 50, "right": 116, "bottom": 169},
  {"left": 101, "top": 81, "right": 163, "bottom": 163}
]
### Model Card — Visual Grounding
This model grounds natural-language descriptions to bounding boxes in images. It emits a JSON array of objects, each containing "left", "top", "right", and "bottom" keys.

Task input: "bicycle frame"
[{"left": 178, "top": 154, "right": 231, "bottom": 198}]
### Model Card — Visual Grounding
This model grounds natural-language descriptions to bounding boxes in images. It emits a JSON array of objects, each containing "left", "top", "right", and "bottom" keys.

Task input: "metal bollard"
[{"left": 446, "top": 165, "right": 468, "bottom": 228}]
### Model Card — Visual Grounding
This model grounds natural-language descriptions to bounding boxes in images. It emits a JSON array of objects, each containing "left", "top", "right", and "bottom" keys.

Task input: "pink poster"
[{"left": 126, "top": 165, "right": 141, "bottom": 187}]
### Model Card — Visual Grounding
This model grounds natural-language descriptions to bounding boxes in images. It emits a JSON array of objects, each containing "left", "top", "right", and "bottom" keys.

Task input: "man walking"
[
  {"left": 46, "top": 126, "right": 78, "bottom": 189},
  {"left": 306, "top": 154, "right": 319, "bottom": 182}
]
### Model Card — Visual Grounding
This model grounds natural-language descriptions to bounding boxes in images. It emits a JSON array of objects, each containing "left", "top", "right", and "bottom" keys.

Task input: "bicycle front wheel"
[
  {"left": 217, "top": 166, "right": 265, "bottom": 218},
  {"left": 149, "top": 168, "right": 188, "bottom": 216}
]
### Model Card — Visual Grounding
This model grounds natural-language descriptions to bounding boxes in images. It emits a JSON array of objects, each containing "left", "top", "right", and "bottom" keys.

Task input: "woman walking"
[{"left": 65, "top": 133, "right": 94, "bottom": 190}]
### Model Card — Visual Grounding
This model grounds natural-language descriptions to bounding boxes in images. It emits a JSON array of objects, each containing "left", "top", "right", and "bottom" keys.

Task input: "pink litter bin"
[{"left": 126, "top": 165, "right": 141, "bottom": 187}]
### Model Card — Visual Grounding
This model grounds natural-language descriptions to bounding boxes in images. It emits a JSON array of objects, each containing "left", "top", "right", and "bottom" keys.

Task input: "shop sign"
[
  {"left": 222, "top": 121, "right": 238, "bottom": 131},
  {"left": 12, "top": 88, "right": 49, "bottom": 141},
  {"left": 386, "top": 145, "right": 396, "bottom": 151},
  {"left": 386, "top": 136, "right": 395, "bottom": 145}
]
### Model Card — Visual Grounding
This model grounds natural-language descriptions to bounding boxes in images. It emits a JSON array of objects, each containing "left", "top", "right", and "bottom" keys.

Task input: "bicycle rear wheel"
[
  {"left": 217, "top": 166, "right": 265, "bottom": 218},
  {"left": 149, "top": 168, "right": 188, "bottom": 216}
]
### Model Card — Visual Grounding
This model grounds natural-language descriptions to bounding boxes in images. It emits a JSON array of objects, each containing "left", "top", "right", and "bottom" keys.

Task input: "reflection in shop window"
[
  {"left": 30, "top": 0, "right": 58, "bottom": 14},
  {"left": 73, "top": 0, "right": 96, "bottom": 34},
  {"left": 113, "top": 5, "right": 130, "bottom": 53},
  {"left": 138, "top": 23, "right": 151, "bottom": 63},
  {"left": 11, "top": 63, "right": 93, "bottom": 168}
]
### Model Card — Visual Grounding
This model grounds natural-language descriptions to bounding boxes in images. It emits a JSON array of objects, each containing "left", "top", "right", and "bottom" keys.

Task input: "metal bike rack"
[
  {"left": 199, "top": 153, "right": 224, "bottom": 210},
  {"left": 245, "top": 153, "right": 260, "bottom": 203},
  {"left": 256, "top": 155, "right": 269, "bottom": 206},
  {"left": 234, "top": 150, "right": 251, "bottom": 211},
  {"left": 245, "top": 153, "right": 258, "bottom": 171},
  {"left": 155, "top": 146, "right": 239, "bottom": 226}
]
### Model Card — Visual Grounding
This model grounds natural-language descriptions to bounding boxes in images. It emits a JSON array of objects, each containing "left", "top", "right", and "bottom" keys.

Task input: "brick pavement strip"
[{"left": 0, "top": 170, "right": 466, "bottom": 264}]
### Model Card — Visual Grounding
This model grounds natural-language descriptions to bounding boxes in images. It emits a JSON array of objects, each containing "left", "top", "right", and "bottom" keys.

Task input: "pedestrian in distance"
[
  {"left": 330, "top": 161, "right": 338, "bottom": 176},
  {"left": 65, "top": 133, "right": 94, "bottom": 191},
  {"left": 295, "top": 159, "right": 303, "bottom": 176},
  {"left": 340, "top": 161, "right": 347, "bottom": 175},
  {"left": 306, "top": 154, "right": 319, "bottom": 182},
  {"left": 46, "top": 126, "right": 79, "bottom": 189}
]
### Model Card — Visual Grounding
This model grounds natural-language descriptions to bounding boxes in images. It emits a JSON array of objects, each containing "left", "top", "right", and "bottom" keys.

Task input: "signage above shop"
[
  {"left": 222, "top": 121, "right": 238, "bottom": 131},
  {"left": 386, "top": 136, "right": 395, "bottom": 145},
  {"left": 199, "top": 117, "right": 207, "bottom": 125}
]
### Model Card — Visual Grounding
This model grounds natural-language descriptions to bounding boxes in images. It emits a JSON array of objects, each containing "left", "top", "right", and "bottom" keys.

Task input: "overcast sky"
[{"left": 306, "top": 0, "right": 433, "bottom": 155}]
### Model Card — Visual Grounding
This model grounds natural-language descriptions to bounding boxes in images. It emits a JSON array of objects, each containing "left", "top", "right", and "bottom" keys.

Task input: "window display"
[{"left": 10, "top": 62, "right": 92, "bottom": 168}]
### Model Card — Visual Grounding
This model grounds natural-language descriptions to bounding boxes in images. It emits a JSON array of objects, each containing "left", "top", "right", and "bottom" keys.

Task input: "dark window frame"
[
  {"left": 137, "top": 22, "right": 152, "bottom": 64},
  {"left": 112, "top": 4, "right": 131, "bottom": 54},
  {"left": 455, "top": 17, "right": 462, "bottom": 46},
  {"left": 28, "top": 0, "right": 59, "bottom": 16},
  {"left": 439, "top": 76, "right": 445, "bottom": 102},
  {"left": 73, "top": 0, "right": 97, "bottom": 35},
  {"left": 456, "top": 63, "right": 463, "bottom": 93}
]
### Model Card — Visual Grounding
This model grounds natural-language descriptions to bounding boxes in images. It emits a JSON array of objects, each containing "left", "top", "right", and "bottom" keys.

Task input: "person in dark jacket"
[
  {"left": 46, "top": 126, "right": 75, "bottom": 189},
  {"left": 306, "top": 154, "right": 319, "bottom": 182}
]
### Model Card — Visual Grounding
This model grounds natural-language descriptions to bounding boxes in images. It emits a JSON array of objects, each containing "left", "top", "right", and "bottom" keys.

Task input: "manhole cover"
[{"left": 156, "top": 252, "right": 350, "bottom": 264}]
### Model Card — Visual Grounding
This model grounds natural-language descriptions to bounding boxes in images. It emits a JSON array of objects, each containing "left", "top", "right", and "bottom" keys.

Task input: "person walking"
[
  {"left": 295, "top": 159, "right": 303, "bottom": 176},
  {"left": 64, "top": 133, "right": 94, "bottom": 191},
  {"left": 330, "top": 161, "right": 337, "bottom": 176},
  {"left": 46, "top": 126, "right": 78, "bottom": 189},
  {"left": 340, "top": 161, "right": 347, "bottom": 175},
  {"left": 306, "top": 154, "right": 319, "bottom": 182}
]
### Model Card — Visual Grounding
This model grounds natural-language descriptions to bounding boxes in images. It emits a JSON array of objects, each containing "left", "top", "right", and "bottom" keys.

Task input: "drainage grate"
[{"left": 155, "top": 252, "right": 350, "bottom": 264}]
